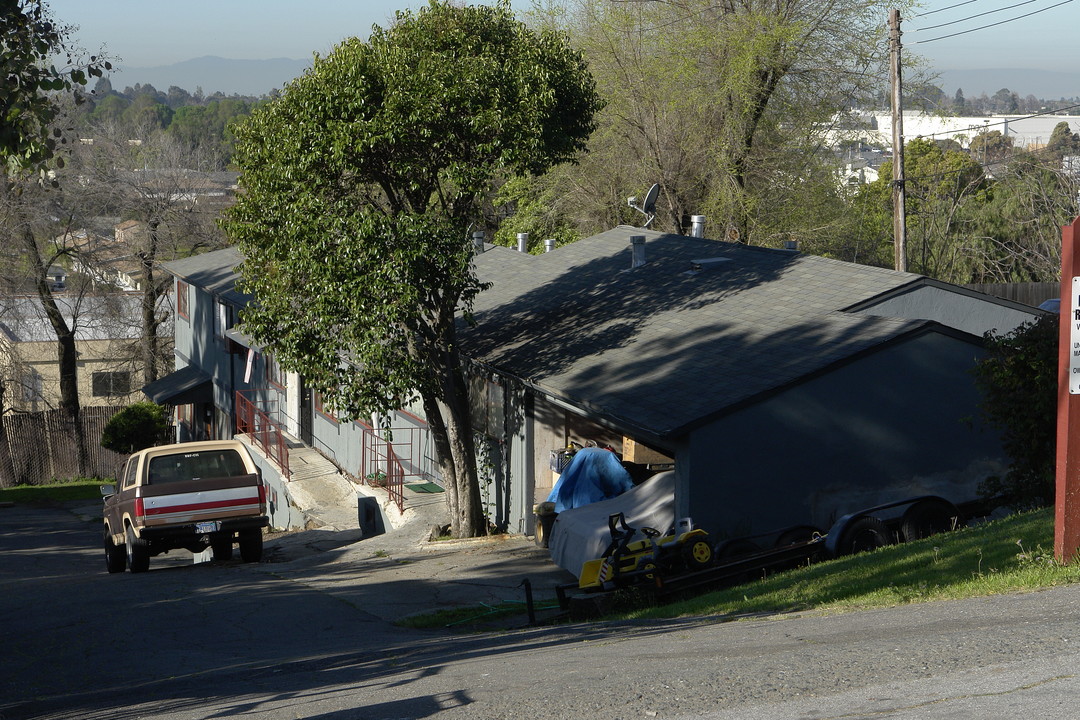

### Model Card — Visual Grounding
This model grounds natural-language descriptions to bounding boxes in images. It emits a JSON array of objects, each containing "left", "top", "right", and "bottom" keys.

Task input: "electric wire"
[
  {"left": 910, "top": 0, "right": 1074, "bottom": 44},
  {"left": 915, "top": 0, "right": 1044, "bottom": 32}
]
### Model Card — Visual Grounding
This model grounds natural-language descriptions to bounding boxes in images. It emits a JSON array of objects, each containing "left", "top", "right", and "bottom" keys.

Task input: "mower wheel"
[{"left": 684, "top": 538, "right": 714, "bottom": 570}]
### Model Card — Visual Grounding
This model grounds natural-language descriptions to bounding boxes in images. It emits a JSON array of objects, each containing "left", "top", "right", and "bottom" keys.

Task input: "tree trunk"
[
  {"left": 140, "top": 221, "right": 161, "bottom": 385},
  {"left": 21, "top": 223, "right": 89, "bottom": 477}
]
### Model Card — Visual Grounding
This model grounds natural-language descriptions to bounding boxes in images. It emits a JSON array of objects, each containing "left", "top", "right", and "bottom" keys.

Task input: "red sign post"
[{"left": 1055, "top": 216, "right": 1080, "bottom": 563}]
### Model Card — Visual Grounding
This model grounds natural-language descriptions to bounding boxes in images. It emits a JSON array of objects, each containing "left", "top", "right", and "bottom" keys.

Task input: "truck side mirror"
[{"left": 100, "top": 483, "right": 117, "bottom": 497}]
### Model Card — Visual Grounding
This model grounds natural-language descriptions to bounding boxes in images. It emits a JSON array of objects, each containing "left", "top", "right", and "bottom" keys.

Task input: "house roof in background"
[
  {"left": 0, "top": 293, "right": 145, "bottom": 343},
  {"left": 461, "top": 226, "right": 968, "bottom": 440}
]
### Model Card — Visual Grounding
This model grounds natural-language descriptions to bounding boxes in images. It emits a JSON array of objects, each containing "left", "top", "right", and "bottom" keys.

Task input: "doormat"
[{"left": 406, "top": 482, "right": 445, "bottom": 494}]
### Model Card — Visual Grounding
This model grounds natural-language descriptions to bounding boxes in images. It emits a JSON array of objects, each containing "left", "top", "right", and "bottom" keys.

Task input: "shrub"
[
  {"left": 100, "top": 402, "right": 171, "bottom": 454},
  {"left": 972, "top": 313, "right": 1057, "bottom": 507}
]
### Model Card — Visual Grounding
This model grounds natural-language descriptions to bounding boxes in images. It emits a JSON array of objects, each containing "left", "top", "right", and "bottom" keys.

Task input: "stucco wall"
[
  {"left": 685, "top": 331, "right": 1005, "bottom": 540},
  {"left": 854, "top": 285, "right": 1036, "bottom": 337}
]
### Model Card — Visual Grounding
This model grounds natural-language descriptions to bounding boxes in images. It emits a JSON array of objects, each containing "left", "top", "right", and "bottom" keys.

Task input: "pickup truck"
[{"left": 102, "top": 439, "right": 269, "bottom": 573}]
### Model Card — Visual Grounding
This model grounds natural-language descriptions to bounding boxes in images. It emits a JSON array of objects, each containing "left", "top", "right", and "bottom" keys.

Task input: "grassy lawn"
[
  {"left": 0, "top": 479, "right": 107, "bottom": 505},
  {"left": 401, "top": 508, "right": 1080, "bottom": 631},
  {"left": 626, "top": 507, "right": 1080, "bottom": 621}
]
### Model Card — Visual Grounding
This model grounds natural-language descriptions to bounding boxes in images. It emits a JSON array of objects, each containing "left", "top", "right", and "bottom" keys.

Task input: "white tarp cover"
[{"left": 548, "top": 470, "right": 675, "bottom": 578}]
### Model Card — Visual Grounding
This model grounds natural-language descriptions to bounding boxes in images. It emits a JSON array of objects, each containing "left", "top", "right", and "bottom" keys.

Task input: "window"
[
  {"left": 147, "top": 449, "right": 248, "bottom": 484},
  {"left": 92, "top": 371, "right": 132, "bottom": 397},
  {"left": 213, "top": 299, "right": 230, "bottom": 339},
  {"left": 20, "top": 368, "right": 43, "bottom": 404},
  {"left": 314, "top": 391, "right": 338, "bottom": 423},
  {"left": 265, "top": 353, "right": 285, "bottom": 389},
  {"left": 176, "top": 280, "right": 189, "bottom": 320},
  {"left": 177, "top": 403, "right": 192, "bottom": 428}
]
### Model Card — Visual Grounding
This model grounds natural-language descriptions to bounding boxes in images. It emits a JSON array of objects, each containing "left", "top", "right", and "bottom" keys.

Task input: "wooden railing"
[{"left": 235, "top": 390, "right": 290, "bottom": 480}]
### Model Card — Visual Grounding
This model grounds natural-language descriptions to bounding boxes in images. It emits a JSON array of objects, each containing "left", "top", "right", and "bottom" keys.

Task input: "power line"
[
  {"left": 914, "top": 0, "right": 1043, "bottom": 32},
  {"left": 913, "top": 0, "right": 981, "bottom": 18},
  {"left": 896, "top": 103, "right": 1080, "bottom": 143},
  {"left": 911, "top": 0, "right": 1075, "bottom": 44}
]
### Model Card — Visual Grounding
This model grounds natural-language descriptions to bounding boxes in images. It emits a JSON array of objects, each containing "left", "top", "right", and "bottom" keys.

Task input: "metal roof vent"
[
  {"left": 630, "top": 235, "right": 647, "bottom": 268},
  {"left": 472, "top": 230, "right": 485, "bottom": 254},
  {"left": 782, "top": 239, "right": 800, "bottom": 252},
  {"left": 690, "top": 215, "right": 705, "bottom": 238},
  {"left": 684, "top": 257, "right": 732, "bottom": 275}
]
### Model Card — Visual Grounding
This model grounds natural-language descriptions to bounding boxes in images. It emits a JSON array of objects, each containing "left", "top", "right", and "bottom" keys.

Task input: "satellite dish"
[{"left": 627, "top": 183, "right": 659, "bottom": 228}]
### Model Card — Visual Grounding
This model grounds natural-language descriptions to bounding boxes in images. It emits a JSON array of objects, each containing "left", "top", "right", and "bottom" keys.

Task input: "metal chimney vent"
[
  {"left": 630, "top": 235, "right": 647, "bottom": 268},
  {"left": 690, "top": 215, "right": 706, "bottom": 238}
]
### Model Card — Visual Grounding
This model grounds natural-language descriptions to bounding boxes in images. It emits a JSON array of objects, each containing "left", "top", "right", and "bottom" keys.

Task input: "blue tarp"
[{"left": 546, "top": 447, "right": 634, "bottom": 513}]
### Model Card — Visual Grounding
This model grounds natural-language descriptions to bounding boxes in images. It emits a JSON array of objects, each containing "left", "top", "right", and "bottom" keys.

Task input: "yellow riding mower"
[{"left": 579, "top": 513, "right": 714, "bottom": 591}]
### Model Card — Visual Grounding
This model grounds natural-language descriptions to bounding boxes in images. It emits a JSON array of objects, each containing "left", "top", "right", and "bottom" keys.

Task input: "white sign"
[{"left": 1072, "top": 277, "right": 1080, "bottom": 394}]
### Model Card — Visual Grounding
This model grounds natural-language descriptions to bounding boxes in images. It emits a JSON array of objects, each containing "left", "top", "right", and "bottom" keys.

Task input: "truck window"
[
  {"left": 123, "top": 460, "right": 139, "bottom": 489},
  {"left": 147, "top": 450, "right": 248, "bottom": 484}
]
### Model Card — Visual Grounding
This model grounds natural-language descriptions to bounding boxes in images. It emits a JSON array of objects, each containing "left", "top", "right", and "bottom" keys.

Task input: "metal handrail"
[{"left": 235, "top": 390, "right": 291, "bottom": 480}]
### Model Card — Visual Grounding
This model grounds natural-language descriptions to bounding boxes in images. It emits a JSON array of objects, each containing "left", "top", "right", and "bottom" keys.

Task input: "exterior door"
[{"left": 300, "top": 383, "right": 313, "bottom": 446}]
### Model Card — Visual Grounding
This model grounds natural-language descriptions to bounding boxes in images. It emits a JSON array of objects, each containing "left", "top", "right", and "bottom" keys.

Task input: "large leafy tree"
[
  {"left": 222, "top": 0, "right": 601, "bottom": 537},
  {"left": 530, "top": 0, "right": 903, "bottom": 243},
  {"left": 853, "top": 138, "right": 989, "bottom": 281},
  {"left": 1, "top": 0, "right": 108, "bottom": 481}
]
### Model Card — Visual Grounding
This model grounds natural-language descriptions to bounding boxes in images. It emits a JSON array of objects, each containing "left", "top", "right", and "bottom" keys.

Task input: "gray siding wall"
[
  {"left": 685, "top": 332, "right": 1005, "bottom": 540},
  {"left": 855, "top": 285, "right": 1037, "bottom": 337}
]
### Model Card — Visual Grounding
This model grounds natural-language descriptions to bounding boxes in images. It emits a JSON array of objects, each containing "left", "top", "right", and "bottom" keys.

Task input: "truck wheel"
[
  {"left": 104, "top": 530, "right": 126, "bottom": 574},
  {"left": 126, "top": 526, "right": 150, "bottom": 573},
  {"left": 211, "top": 535, "right": 233, "bottom": 562},
  {"left": 239, "top": 529, "right": 263, "bottom": 563},
  {"left": 901, "top": 498, "right": 959, "bottom": 542},
  {"left": 837, "top": 516, "right": 894, "bottom": 556}
]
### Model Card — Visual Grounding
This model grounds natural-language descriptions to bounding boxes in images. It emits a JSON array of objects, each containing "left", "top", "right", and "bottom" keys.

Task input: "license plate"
[{"left": 195, "top": 521, "right": 220, "bottom": 534}]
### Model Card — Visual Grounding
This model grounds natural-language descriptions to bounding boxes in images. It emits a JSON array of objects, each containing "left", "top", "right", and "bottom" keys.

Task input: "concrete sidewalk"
[{"left": 256, "top": 490, "right": 578, "bottom": 626}]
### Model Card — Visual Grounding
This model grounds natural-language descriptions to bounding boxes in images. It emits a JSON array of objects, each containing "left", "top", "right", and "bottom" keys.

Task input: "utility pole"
[{"left": 889, "top": 9, "right": 908, "bottom": 272}]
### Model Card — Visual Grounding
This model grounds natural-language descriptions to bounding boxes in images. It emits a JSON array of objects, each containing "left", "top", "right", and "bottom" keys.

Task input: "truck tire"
[
  {"left": 104, "top": 530, "right": 126, "bottom": 574},
  {"left": 126, "top": 526, "right": 150, "bottom": 573},
  {"left": 837, "top": 516, "right": 893, "bottom": 556},
  {"left": 901, "top": 498, "right": 959, "bottom": 542},
  {"left": 211, "top": 535, "right": 233, "bottom": 562},
  {"left": 239, "top": 529, "right": 263, "bottom": 563}
]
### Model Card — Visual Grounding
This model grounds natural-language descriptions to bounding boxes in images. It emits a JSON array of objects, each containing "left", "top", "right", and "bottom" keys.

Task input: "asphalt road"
[{"left": 4, "top": 503, "right": 1080, "bottom": 719}]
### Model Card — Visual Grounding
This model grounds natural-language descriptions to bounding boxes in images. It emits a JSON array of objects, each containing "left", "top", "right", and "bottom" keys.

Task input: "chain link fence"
[{"left": 0, "top": 407, "right": 128, "bottom": 486}]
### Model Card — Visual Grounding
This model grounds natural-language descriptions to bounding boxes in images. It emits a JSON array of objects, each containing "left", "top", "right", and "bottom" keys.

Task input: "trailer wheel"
[
  {"left": 534, "top": 512, "right": 556, "bottom": 548},
  {"left": 901, "top": 498, "right": 959, "bottom": 542},
  {"left": 837, "top": 516, "right": 893, "bottom": 556}
]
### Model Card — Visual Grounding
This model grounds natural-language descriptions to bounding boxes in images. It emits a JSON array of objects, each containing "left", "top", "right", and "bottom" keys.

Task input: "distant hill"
[
  {"left": 107, "top": 56, "right": 313, "bottom": 97},
  {"left": 936, "top": 68, "right": 1080, "bottom": 101},
  {"left": 105, "top": 56, "right": 1080, "bottom": 103}
]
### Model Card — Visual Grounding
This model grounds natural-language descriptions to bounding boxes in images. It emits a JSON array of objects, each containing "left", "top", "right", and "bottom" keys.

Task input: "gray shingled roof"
[
  {"left": 461, "top": 226, "right": 941, "bottom": 439},
  {"left": 162, "top": 247, "right": 251, "bottom": 307},
  {"left": 0, "top": 294, "right": 145, "bottom": 343}
]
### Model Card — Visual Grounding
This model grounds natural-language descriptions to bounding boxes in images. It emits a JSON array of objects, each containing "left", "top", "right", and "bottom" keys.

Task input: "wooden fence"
[
  {"left": 965, "top": 282, "right": 1058, "bottom": 308},
  {"left": 0, "top": 406, "right": 129, "bottom": 486}
]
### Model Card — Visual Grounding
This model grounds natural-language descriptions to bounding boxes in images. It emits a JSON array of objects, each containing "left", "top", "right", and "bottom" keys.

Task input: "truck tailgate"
[{"left": 140, "top": 474, "right": 264, "bottom": 526}]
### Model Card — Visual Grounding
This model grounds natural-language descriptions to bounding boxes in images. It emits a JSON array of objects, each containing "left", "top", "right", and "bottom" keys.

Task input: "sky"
[{"left": 46, "top": 0, "right": 1079, "bottom": 93}]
